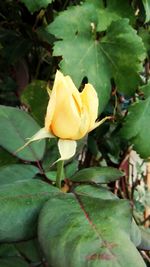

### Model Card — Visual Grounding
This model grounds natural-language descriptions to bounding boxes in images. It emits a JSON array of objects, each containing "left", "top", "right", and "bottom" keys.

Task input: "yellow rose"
[
  {"left": 45, "top": 70, "right": 99, "bottom": 140},
  {"left": 17, "top": 70, "right": 110, "bottom": 161}
]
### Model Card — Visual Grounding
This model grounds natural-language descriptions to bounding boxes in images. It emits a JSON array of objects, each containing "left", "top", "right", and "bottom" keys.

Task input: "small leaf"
[
  {"left": 0, "top": 164, "right": 39, "bottom": 185},
  {"left": 0, "top": 180, "right": 59, "bottom": 242},
  {"left": 75, "top": 184, "right": 118, "bottom": 200},
  {"left": 21, "top": 80, "right": 48, "bottom": 126},
  {"left": 20, "top": 0, "right": 53, "bottom": 13},
  {"left": 142, "top": 0, "right": 150, "bottom": 22},
  {"left": 0, "top": 105, "right": 46, "bottom": 161},
  {"left": 70, "top": 167, "right": 124, "bottom": 183},
  {"left": 39, "top": 193, "right": 146, "bottom": 267},
  {"left": 120, "top": 97, "right": 150, "bottom": 158}
]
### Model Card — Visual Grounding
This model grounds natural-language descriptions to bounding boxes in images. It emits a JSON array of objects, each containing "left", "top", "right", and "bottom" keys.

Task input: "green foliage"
[
  {"left": 0, "top": 164, "right": 39, "bottom": 185},
  {"left": 142, "top": 0, "right": 150, "bottom": 22},
  {"left": 21, "top": 80, "right": 48, "bottom": 126},
  {"left": 39, "top": 193, "right": 146, "bottom": 267},
  {"left": 70, "top": 166, "right": 124, "bottom": 183},
  {"left": 0, "top": 180, "right": 59, "bottom": 242},
  {"left": 48, "top": 2, "right": 145, "bottom": 112},
  {"left": 0, "top": 105, "right": 46, "bottom": 161},
  {"left": 0, "top": 258, "right": 29, "bottom": 267},
  {"left": 121, "top": 97, "right": 150, "bottom": 158},
  {"left": 20, "top": 0, "right": 53, "bottom": 13},
  {"left": 0, "top": 0, "right": 150, "bottom": 266}
]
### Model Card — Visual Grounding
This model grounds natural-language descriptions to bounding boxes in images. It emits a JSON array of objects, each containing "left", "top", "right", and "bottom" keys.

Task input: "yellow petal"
[
  {"left": 58, "top": 139, "right": 77, "bottom": 160},
  {"left": 81, "top": 83, "right": 98, "bottom": 131},
  {"left": 50, "top": 73, "right": 82, "bottom": 139},
  {"left": 72, "top": 105, "right": 90, "bottom": 140},
  {"left": 45, "top": 71, "right": 62, "bottom": 131},
  {"left": 65, "top": 75, "right": 82, "bottom": 113},
  {"left": 51, "top": 92, "right": 81, "bottom": 139}
]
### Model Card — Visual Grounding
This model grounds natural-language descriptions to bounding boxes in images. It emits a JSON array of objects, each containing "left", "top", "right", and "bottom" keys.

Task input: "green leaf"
[
  {"left": 0, "top": 148, "right": 18, "bottom": 167},
  {"left": 0, "top": 180, "right": 59, "bottom": 242},
  {"left": 140, "top": 81, "right": 150, "bottom": 98},
  {"left": 87, "top": 0, "right": 135, "bottom": 31},
  {"left": 0, "top": 257, "right": 29, "bottom": 267},
  {"left": 39, "top": 193, "right": 146, "bottom": 267},
  {"left": 0, "top": 105, "right": 46, "bottom": 161},
  {"left": 21, "top": 80, "right": 48, "bottom": 126},
  {"left": 142, "top": 0, "right": 150, "bottom": 22},
  {"left": 20, "top": 0, "right": 53, "bottom": 13},
  {"left": 139, "top": 27, "right": 150, "bottom": 55},
  {"left": 130, "top": 220, "right": 142, "bottom": 247},
  {"left": 100, "top": 19, "right": 146, "bottom": 94},
  {"left": 47, "top": 3, "right": 111, "bottom": 112},
  {"left": 0, "top": 244, "right": 19, "bottom": 257},
  {"left": 0, "top": 164, "right": 39, "bottom": 185},
  {"left": 70, "top": 167, "right": 124, "bottom": 183},
  {"left": 75, "top": 184, "right": 118, "bottom": 200},
  {"left": 120, "top": 97, "right": 150, "bottom": 158},
  {"left": 48, "top": 3, "right": 145, "bottom": 108},
  {"left": 138, "top": 227, "right": 150, "bottom": 250},
  {"left": 15, "top": 239, "right": 42, "bottom": 263}
]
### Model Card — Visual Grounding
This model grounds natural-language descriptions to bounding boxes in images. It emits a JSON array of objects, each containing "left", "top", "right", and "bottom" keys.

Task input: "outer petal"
[
  {"left": 45, "top": 70, "right": 61, "bottom": 131},
  {"left": 51, "top": 92, "right": 81, "bottom": 139},
  {"left": 81, "top": 84, "right": 98, "bottom": 131}
]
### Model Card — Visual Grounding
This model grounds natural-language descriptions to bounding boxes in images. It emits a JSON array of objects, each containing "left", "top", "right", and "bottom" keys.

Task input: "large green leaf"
[
  {"left": 20, "top": 0, "right": 53, "bottom": 13},
  {"left": 38, "top": 193, "right": 146, "bottom": 267},
  {"left": 0, "top": 164, "right": 39, "bottom": 185},
  {"left": 0, "top": 105, "right": 46, "bottom": 161},
  {"left": 0, "top": 180, "right": 59, "bottom": 242},
  {"left": 0, "top": 257, "right": 29, "bottom": 267},
  {"left": 47, "top": 3, "right": 145, "bottom": 112},
  {"left": 70, "top": 166, "right": 123, "bottom": 183},
  {"left": 21, "top": 80, "right": 48, "bottom": 126},
  {"left": 120, "top": 97, "right": 150, "bottom": 158}
]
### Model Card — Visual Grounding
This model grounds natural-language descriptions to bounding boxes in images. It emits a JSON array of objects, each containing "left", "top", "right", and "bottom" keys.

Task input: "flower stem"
[{"left": 56, "top": 160, "right": 64, "bottom": 189}]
